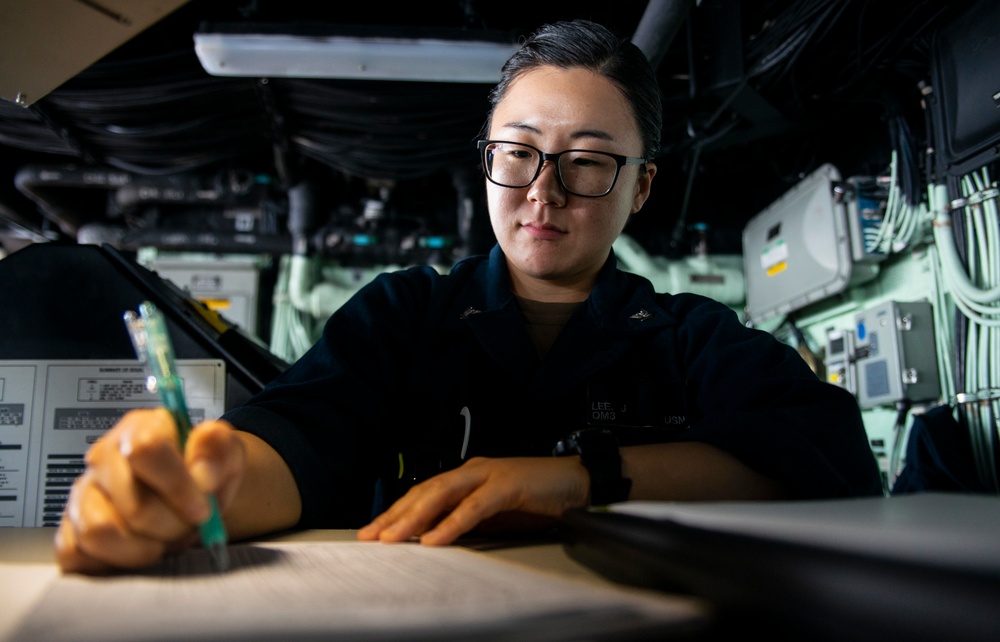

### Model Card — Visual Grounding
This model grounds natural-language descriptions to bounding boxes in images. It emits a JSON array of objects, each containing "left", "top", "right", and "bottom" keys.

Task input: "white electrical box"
[
  {"left": 143, "top": 255, "right": 263, "bottom": 337},
  {"left": 742, "top": 164, "right": 878, "bottom": 324}
]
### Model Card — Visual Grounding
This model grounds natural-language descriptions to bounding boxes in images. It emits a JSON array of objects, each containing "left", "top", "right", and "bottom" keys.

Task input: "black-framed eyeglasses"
[{"left": 477, "top": 140, "right": 648, "bottom": 198}]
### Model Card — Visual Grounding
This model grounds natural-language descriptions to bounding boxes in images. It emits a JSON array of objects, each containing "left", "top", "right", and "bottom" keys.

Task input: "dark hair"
[{"left": 487, "top": 19, "right": 662, "bottom": 159}]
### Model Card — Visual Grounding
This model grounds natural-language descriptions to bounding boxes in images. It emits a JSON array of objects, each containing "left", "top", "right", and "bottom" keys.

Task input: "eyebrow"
[{"left": 500, "top": 121, "right": 616, "bottom": 144}]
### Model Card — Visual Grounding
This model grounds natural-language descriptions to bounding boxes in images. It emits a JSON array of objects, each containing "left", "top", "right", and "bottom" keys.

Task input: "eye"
[
  {"left": 507, "top": 148, "right": 534, "bottom": 160},
  {"left": 566, "top": 151, "right": 612, "bottom": 168}
]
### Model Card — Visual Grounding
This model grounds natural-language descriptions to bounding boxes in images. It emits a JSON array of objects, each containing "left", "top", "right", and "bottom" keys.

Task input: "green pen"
[{"left": 124, "top": 301, "right": 230, "bottom": 572}]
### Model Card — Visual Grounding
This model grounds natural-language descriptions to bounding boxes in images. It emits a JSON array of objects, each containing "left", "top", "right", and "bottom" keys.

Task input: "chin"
[{"left": 513, "top": 255, "right": 566, "bottom": 279}]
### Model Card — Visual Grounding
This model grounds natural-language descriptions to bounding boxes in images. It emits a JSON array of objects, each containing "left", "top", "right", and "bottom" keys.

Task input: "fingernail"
[
  {"left": 379, "top": 526, "right": 402, "bottom": 542},
  {"left": 420, "top": 531, "right": 442, "bottom": 546}
]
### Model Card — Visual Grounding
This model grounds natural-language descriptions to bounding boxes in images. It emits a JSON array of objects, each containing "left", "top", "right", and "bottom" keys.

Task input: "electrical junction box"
[
  {"left": 742, "top": 164, "right": 879, "bottom": 324},
  {"left": 141, "top": 253, "right": 263, "bottom": 338},
  {"left": 853, "top": 300, "right": 941, "bottom": 409},
  {"left": 824, "top": 328, "right": 856, "bottom": 395}
]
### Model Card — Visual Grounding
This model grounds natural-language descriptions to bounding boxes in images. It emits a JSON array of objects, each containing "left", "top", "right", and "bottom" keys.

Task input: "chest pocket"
[{"left": 586, "top": 377, "right": 689, "bottom": 431}]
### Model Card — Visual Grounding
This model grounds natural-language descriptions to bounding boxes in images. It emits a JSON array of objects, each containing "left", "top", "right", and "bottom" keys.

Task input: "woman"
[{"left": 56, "top": 20, "right": 882, "bottom": 573}]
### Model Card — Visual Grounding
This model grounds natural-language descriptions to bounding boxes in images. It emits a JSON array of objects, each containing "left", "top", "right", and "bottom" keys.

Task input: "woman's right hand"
[{"left": 55, "top": 408, "right": 245, "bottom": 574}]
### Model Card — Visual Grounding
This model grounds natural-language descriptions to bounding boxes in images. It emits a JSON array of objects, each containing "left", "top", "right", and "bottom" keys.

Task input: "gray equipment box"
[{"left": 853, "top": 300, "right": 941, "bottom": 408}]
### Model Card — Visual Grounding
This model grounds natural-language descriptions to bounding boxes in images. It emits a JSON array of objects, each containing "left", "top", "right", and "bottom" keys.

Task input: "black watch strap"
[{"left": 553, "top": 428, "right": 632, "bottom": 505}]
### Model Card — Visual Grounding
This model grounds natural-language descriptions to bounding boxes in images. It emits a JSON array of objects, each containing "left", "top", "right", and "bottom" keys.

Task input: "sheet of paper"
[{"left": 8, "top": 541, "right": 706, "bottom": 641}]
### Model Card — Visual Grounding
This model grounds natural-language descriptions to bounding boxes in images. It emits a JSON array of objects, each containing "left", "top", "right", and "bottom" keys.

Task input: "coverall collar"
[
  {"left": 478, "top": 243, "right": 672, "bottom": 328},
  {"left": 453, "top": 244, "right": 673, "bottom": 392}
]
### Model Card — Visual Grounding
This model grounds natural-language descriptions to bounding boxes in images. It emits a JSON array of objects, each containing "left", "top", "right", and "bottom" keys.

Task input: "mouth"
[{"left": 521, "top": 221, "right": 567, "bottom": 240}]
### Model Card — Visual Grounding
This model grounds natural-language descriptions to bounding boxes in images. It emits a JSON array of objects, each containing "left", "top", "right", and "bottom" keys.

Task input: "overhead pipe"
[
  {"left": 631, "top": 0, "right": 695, "bottom": 70},
  {"left": 14, "top": 165, "right": 132, "bottom": 237}
]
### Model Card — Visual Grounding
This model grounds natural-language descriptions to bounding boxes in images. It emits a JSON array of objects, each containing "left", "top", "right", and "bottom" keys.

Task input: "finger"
[
  {"left": 86, "top": 432, "right": 194, "bottom": 541},
  {"left": 117, "top": 410, "right": 211, "bottom": 525},
  {"left": 355, "top": 518, "right": 385, "bottom": 541},
  {"left": 356, "top": 506, "right": 414, "bottom": 540},
  {"left": 359, "top": 488, "right": 443, "bottom": 542},
  {"left": 362, "top": 473, "right": 476, "bottom": 542},
  {"left": 59, "top": 472, "right": 168, "bottom": 570},
  {"left": 358, "top": 487, "right": 423, "bottom": 535},
  {"left": 55, "top": 509, "right": 112, "bottom": 575},
  {"left": 419, "top": 485, "right": 506, "bottom": 546},
  {"left": 356, "top": 484, "right": 424, "bottom": 540},
  {"left": 185, "top": 420, "right": 245, "bottom": 511}
]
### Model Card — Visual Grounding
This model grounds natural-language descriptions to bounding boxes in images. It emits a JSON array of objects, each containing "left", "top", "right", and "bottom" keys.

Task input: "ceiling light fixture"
[{"left": 194, "top": 30, "right": 519, "bottom": 83}]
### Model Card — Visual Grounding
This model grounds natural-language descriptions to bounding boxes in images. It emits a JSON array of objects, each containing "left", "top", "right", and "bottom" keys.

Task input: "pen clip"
[
  {"left": 123, "top": 309, "right": 159, "bottom": 393},
  {"left": 124, "top": 302, "right": 179, "bottom": 395},
  {"left": 137, "top": 301, "right": 181, "bottom": 391},
  {"left": 123, "top": 310, "right": 149, "bottom": 365}
]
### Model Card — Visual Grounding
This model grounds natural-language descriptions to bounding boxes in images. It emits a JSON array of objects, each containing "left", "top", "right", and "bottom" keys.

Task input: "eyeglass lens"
[{"left": 483, "top": 142, "right": 620, "bottom": 196}]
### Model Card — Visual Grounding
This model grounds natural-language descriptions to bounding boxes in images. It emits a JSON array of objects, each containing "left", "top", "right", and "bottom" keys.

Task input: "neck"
[{"left": 507, "top": 268, "right": 595, "bottom": 303}]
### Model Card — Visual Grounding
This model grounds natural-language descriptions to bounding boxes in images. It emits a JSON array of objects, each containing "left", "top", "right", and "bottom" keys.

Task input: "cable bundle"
[
  {"left": 269, "top": 255, "right": 319, "bottom": 362},
  {"left": 6, "top": 49, "right": 269, "bottom": 176},
  {"left": 863, "top": 150, "right": 930, "bottom": 256},
  {"left": 930, "top": 169, "right": 1000, "bottom": 491},
  {"left": 279, "top": 78, "right": 488, "bottom": 182},
  {"left": 0, "top": 100, "right": 78, "bottom": 157},
  {"left": 744, "top": 0, "right": 849, "bottom": 85}
]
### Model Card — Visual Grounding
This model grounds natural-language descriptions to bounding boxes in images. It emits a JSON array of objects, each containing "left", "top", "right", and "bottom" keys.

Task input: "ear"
[{"left": 630, "top": 162, "right": 657, "bottom": 214}]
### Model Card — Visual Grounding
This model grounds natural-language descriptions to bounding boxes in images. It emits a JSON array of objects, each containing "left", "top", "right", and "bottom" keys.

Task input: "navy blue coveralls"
[{"left": 223, "top": 244, "right": 884, "bottom": 528}]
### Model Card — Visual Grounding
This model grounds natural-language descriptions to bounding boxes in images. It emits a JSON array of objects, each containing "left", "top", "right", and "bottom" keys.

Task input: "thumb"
[{"left": 185, "top": 420, "right": 245, "bottom": 511}]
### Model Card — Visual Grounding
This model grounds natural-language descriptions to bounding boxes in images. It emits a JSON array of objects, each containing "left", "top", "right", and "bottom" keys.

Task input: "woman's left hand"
[{"left": 357, "top": 456, "right": 589, "bottom": 545}]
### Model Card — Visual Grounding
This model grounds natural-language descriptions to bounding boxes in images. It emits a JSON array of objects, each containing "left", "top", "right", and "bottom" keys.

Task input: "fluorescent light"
[{"left": 194, "top": 32, "right": 519, "bottom": 83}]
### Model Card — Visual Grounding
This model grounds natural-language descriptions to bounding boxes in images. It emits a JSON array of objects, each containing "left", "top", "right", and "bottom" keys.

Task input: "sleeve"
[
  {"left": 668, "top": 295, "right": 884, "bottom": 499},
  {"left": 222, "top": 266, "right": 438, "bottom": 527}
]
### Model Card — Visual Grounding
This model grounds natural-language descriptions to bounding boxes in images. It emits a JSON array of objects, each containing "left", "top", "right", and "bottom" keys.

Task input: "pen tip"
[{"left": 208, "top": 543, "right": 230, "bottom": 573}]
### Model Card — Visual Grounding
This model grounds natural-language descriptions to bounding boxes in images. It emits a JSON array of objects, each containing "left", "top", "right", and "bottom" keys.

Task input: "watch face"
[
  {"left": 553, "top": 429, "right": 629, "bottom": 505},
  {"left": 552, "top": 438, "right": 578, "bottom": 457},
  {"left": 575, "top": 428, "right": 617, "bottom": 452},
  {"left": 554, "top": 429, "right": 617, "bottom": 456}
]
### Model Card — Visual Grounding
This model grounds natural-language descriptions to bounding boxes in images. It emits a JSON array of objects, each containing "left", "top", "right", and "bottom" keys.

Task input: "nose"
[{"left": 527, "top": 160, "right": 566, "bottom": 206}]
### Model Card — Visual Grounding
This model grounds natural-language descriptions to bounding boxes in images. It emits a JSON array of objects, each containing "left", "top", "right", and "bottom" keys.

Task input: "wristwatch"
[{"left": 553, "top": 428, "right": 632, "bottom": 505}]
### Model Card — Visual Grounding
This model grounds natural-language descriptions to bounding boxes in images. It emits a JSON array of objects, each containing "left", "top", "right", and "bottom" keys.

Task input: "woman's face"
[{"left": 486, "top": 65, "right": 656, "bottom": 301}]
